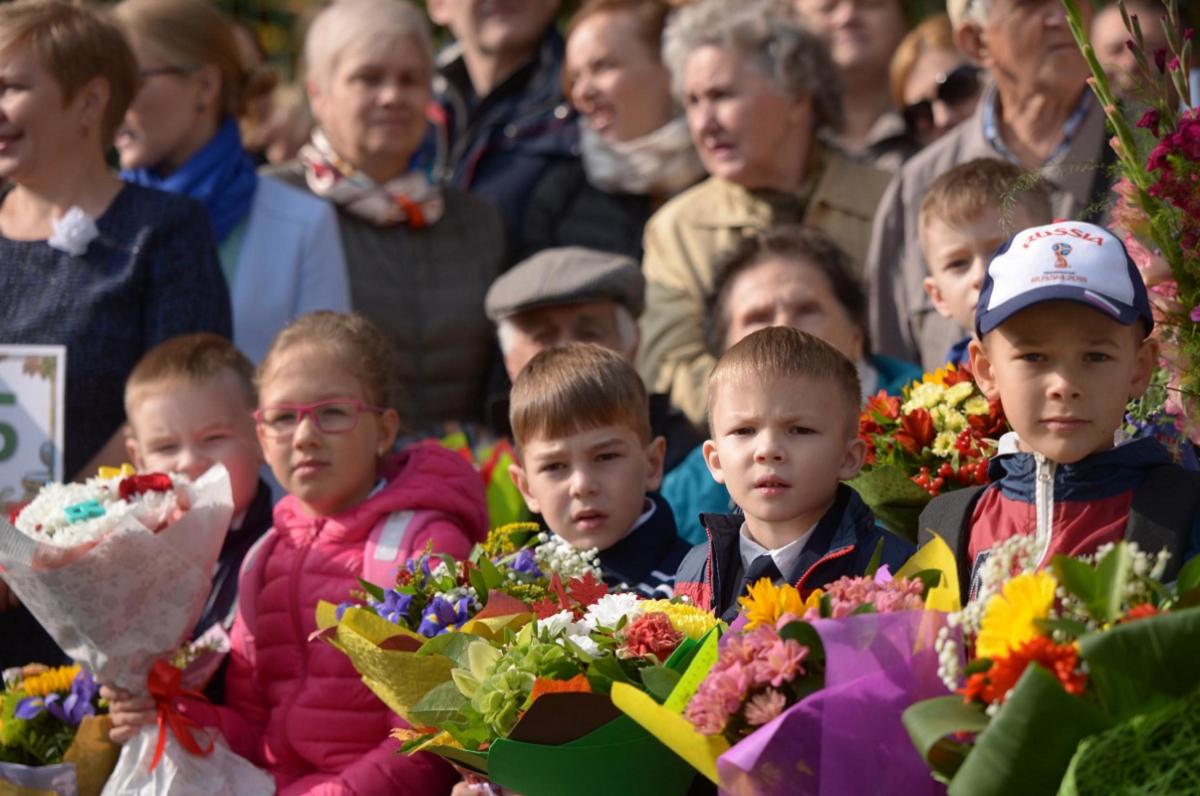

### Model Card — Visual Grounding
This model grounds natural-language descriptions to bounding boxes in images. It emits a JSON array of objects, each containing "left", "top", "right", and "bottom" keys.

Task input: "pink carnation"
[
  {"left": 744, "top": 688, "right": 788, "bottom": 727},
  {"left": 756, "top": 637, "right": 808, "bottom": 688}
]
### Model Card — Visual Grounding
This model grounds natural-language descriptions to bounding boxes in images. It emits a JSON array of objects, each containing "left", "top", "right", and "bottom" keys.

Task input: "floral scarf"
[
  {"left": 298, "top": 129, "right": 444, "bottom": 228},
  {"left": 579, "top": 116, "right": 706, "bottom": 197}
]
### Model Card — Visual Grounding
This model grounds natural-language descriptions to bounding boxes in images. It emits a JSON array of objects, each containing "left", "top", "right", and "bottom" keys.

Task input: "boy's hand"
[{"left": 100, "top": 685, "right": 156, "bottom": 744}]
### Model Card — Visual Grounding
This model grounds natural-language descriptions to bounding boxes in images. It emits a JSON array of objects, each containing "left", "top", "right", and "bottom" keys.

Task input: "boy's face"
[
  {"left": 970, "top": 302, "right": 1156, "bottom": 464},
  {"left": 510, "top": 424, "right": 666, "bottom": 552},
  {"left": 703, "top": 375, "right": 865, "bottom": 542},
  {"left": 126, "top": 370, "right": 263, "bottom": 517},
  {"left": 923, "top": 207, "right": 1037, "bottom": 332}
]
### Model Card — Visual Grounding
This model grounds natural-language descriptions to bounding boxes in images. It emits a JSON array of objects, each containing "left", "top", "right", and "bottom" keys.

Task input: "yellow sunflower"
[
  {"left": 975, "top": 571, "right": 1057, "bottom": 660},
  {"left": 738, "top": 579, "right": 810, "bottom": 628},
  {"left": 21, "top": 664, "right": 80, "bottom": 698}
]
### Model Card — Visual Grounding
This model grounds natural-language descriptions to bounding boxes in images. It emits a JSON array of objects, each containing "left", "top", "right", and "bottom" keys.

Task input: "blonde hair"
[
  {"left": 125, "top": 333, "right": 257, "bottom": 415},
  {"left": 0, "top": 0, "right": 138, "bottom": 146},
  {"left": 112, "top": 0, "right": 247, "bottom": 119},
  {"left": 918, "top": 158, "right": 1053, "bottom": 244},
  {"left": 510, "top": 343, "right": 652, "bottom": 449},
  {"left": 304, "top": 0, "right": 432, "bottom": 89},
  {"left": 707, "top": 327, "right": 860, "bottom": 434},
  {"left": 889, "top": 14, "right": 956, "bottom": 109},
  {"left": 258, "top": 311, "right": 401, "bottom": 411}
]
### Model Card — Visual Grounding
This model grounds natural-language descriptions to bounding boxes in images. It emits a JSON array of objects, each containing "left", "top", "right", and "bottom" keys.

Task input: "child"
[
  {"left": 108, "top": 312, "right": 485, "bottom": 794},
  {"left": 675, "top": 327, "right": 914, "bottom": 620},
  {"left": 124, "top": 333, "right": 269, "bottom": 637},
  {"left": 920, "top": 221, "right": 1200, "bottom": 600},
  {"left": 919, "top": 158, "right": 1053, "bottom": 366},
  {"left": 508, "top": 343, "right": 691, "bottom": 597}
]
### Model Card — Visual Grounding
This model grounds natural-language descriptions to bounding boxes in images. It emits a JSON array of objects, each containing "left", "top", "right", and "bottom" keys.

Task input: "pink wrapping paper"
[{"left": 717, "top": 611, "right": 948, "bottom": 796}]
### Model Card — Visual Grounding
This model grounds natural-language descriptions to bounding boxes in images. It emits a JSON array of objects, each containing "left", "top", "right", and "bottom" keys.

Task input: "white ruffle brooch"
[{"left": 47, "top": 206, "right": 99, "bottom": 256}]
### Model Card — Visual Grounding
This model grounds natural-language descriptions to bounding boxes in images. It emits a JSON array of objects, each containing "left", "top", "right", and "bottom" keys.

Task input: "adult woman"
[
  {"left": 518, "top": 0, "right": 705, "bottom": 261},
  {"left": 889, "top": 14, "right": 980, "bottom": 147},
  {"left": 662, "top": 225, "right": 921, "bottom": 543},
  {"left": 636, "top": 0, "right": 892, "bottom": 429},
  {"left": 0, "top": 0, "right": 229, "bottom": 669},
  {"left": 274, "top": 0, "right": 504, "bottom": 432},
  {"left": 113, "top": 0, "right": 349, "bottom": 363}
]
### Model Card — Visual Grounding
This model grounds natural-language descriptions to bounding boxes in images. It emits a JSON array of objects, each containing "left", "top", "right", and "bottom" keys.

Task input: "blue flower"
[
  {"left": 15, "top": 669, "right": 98, "bottom": 727},
  {"left": 335, "top": 601, "right": 355, "bottom": 620},
  {"left": 508, "top": 548, "right": 543, "bottom": 578},
  {"left": 372, "top": 589, "right": 415, "bottom": 626},
  {"left": 416, "top": 596, "right": 472, "bottom": 637}
]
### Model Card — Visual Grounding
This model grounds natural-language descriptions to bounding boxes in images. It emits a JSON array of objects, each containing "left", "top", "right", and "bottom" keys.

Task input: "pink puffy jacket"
[{"left": 212, "top": 442, "right": 487, "bottom": 795}]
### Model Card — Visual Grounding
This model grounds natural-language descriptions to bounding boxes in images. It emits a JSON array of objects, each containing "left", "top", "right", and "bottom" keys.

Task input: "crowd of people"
[{"left": 1, "top": 0, "right": 1198, "bottom": 793}]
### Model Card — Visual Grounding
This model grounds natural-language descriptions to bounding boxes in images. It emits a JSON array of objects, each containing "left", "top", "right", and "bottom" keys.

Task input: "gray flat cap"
[{"left": 485, "top": 246, "right": 646, "bottom": 321}]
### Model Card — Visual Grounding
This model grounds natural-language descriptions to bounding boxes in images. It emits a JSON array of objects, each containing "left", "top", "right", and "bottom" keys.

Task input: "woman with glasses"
[
  {"left": 890, "top": 14, "right": 981, "bottom": 147},
  {"left": 0, "top": 0, "right": 229, "bottom": 669},
  {"left": 112, "top": 0, "right": 350, "bottom": 364}
]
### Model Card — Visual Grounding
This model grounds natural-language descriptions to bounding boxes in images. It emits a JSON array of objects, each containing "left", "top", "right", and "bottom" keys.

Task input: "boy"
[
  {"left": 124, "top": 333, "right": 271, "bottom": 636},
  {"left": 920, "top": 221, "right": 1200, "bottom": 600},
  {"left": 674, "top": 327, "right": 914, "bottom": 620},
  {"left": 919, "top": 159, "right": 1053, "bottom": 366},
  {"left": 508, "top": 343, "right": 691, "bottom": 596}
]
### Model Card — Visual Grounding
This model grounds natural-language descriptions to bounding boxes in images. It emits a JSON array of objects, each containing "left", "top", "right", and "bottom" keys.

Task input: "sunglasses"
[
  {"left": 902, "top": 64, "right": 981, "bottom": 135},
  {"left": 253, "top": 398, "right": 386, "bottom": 438}
]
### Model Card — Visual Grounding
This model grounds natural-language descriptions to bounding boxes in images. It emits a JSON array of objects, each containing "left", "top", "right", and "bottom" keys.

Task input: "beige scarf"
[{"left": 580, "top": 117, "right": 706, "bottom": 197}]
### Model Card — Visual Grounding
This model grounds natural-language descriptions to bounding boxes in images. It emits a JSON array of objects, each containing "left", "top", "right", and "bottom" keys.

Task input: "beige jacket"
[{"left": 636, "top": 147, "right": 892, "bottom": 428}]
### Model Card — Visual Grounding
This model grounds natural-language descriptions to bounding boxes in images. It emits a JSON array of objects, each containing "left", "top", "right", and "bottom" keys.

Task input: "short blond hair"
[
  {"left": 304, "top": 0, "right": 432, "bottom": 89},
  {"left": 125, "top": 333, "right": 257, "bottom": 415},
  {"left": 0, "top": 0, "right": 139, "bottom": 146},
  {"left": 918, "top": 158, "right": 1053, "bottom": 247},
  {"left": 707, "top": 327, "right": 860, "bottom": 434},
  {"left": 510, "top": 343, "right": 652, "bottom": 449},
  {"left": 889, "top": 14, "right": 955, "bottom": 109}
]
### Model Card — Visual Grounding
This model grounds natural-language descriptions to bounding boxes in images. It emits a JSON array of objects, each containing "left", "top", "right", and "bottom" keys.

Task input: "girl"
[{"left": 106, "top": 311, "right": 486, "bottom": 794}]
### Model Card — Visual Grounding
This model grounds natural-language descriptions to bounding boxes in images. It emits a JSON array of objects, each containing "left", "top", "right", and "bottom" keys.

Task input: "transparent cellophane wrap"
[{"left": 0, "top": 466, "right": 274, "bottom": 795}]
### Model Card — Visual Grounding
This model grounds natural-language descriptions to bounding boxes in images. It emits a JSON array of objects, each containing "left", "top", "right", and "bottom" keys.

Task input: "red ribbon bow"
[
  {"left": 147, "top": 659, "right": 215, "bottom": 771},
  {"left": 118, "top": 474, "right": 174, "bottom": 502}
]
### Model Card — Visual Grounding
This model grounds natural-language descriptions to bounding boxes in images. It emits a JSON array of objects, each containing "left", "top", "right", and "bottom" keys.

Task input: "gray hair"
[
  {"left": 496, "top": 304, "right": 640, "bottom": 359},
  {"left": 947, "top": 0, "right": 992, "bottom": 28},
  {"left": 304, "top": 0, "right": 432, "bottom": 88},
  {"left": 662, "top": 0, "right": 843, "bottom": 132}
]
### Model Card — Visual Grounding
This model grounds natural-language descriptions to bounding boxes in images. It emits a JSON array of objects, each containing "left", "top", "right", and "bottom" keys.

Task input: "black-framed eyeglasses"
[{"left": 902, "top": 64, "right": 981, "bottom": 135}]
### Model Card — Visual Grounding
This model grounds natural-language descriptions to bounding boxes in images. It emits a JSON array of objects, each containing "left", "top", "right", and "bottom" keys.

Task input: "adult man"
[
  {"left": 426, "top": 0, "right": 578, "bottom": 250},
  {"left": 866, "top": 0, "right": 1112, "bottom": 369}
]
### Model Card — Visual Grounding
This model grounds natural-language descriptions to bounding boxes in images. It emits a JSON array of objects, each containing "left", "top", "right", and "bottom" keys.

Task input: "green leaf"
[
  {"left": 434, "top": 554, "right": 460, "bottom": 582},
  {"left": 478, "top": 555, "right": 504, "bottom": 590},
  {"left": 963, "top": 657, "right": 993, "bottom": 677},
  {"left": 469, "top": 567, "right": 490, "bottom": 608},
  {"left": 1175, "top": 552, "right": 1200, "bottom": 595},
  {"left": 358, "top": 577, "right": 386, "bottom": 602},
  {"left": 639, "top": 665, "right": 682, "bottom": 703},
  {"left": 417, "top": 631, "right": 485, "bottom": 667},
  {"left": 864, "top": 537, "right": 885, "bottom": 578},
  {"left": 585, "top": 655, "right": 632, "bottom": 694},
  {"left": 1034, "top": 618, "right": 1090, "bottom": 640},
  {"left": 909, "top": 568, "right": 944, "bottom": 596},
  {"left": 1092, "top": 542, "right": 1133, "bottom": 624},
  {"left": 408, "top": 680, "right": 469, "bottom": 728},
  {"left": 902, "top": 695, "right": 989, "bottom": 780},
  {"left": 1051, "top": 555, "right": 1099, "bottom": 611}
]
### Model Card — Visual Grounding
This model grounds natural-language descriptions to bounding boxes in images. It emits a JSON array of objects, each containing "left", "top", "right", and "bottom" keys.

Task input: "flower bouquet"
[
  {"left": 0, "top": 464, "right": 273, "bottom": 796},
  {"left": 1061, "top": 0, "right": 1200, "bottom": 449},
  {"left": 849, "top": 364, "right": 1006, "bottom": 541},
  {"left": 903, "top": 537, "right": 1200, "bottom": 795},
  {"left": 0, "top": 664, "right": 117, "bottom": 796},
  {"left": 614, "top": 538, "right": 961, "bottom": 796}
]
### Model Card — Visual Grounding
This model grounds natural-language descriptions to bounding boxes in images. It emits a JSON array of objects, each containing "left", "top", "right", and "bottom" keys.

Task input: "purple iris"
[
  {"left": 335, "top": 601, "right": 355, "bottom": 620},
  {"left": 15, "top": 668, "right": 98, "bottom": 727},
  {"left": 416, "top": 596, "right": 472, "bottom": 637},
  {"left": 372, "top": 590, "right": 415, "bottom": 625},
  {"left": 508, "top": 548, "right": 543, "bottom": 578}
]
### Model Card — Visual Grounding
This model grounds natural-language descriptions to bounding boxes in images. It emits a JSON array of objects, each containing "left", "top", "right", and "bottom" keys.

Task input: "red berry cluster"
[{"left": 911, "top": 457, "right": 989, "bottom": 497}]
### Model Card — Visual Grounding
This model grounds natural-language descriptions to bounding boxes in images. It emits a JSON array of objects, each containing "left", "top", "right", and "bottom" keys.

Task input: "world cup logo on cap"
[{"left": 1052, "top": 242, "right": 1072, "bottom": 269}]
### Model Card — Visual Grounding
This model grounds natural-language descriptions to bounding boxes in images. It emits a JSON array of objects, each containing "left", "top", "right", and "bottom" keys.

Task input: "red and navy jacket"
[
  {"left": 959, "top": 434, "right": 1200, "bottom": 597},
  {"left": 674, "top": 484, "right": 915, "bottom": 620}
]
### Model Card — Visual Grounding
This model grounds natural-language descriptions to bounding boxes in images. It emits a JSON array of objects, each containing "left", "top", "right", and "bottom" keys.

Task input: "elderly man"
[
  {"left": 485, "top": 246, "right": 700, "bottom": 472},
  {"left": 865, "top": 0, "right": 1112, "bottom": 370}
]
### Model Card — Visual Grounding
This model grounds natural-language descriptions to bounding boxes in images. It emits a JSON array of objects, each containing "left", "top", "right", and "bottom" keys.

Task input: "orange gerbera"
[
  {"left": 529, "top": 674, "right": 592, "bottom": 704},
  {"left": 960, "top": 636, "right": 1086, "bottom": 706}
]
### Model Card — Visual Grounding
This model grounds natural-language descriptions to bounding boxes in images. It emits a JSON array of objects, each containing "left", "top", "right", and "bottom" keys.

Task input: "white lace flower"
[
  {"left": 582, "top": 592, "right": 644, "bottom": 631},
  {"left": 47, "top": 206, "right": 99, "bottom": 257},
  {"left": 561, "top": 633, "right": 602, "bottom": 658}
]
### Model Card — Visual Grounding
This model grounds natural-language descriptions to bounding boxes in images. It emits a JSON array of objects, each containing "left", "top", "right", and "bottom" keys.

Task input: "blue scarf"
[{"left": 122, "top": 117, "right": 258, "bottom": 243}]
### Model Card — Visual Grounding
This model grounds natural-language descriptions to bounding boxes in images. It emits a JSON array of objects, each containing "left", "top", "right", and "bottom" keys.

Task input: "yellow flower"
[
  {"left": 944, "top": 381, "right": 975, "bottom": 408},
  {"left": 963, "top": 396, "right": 991, "bottom": 416},
  {"left": 738, "top": 579, "right": 805, "bottom": 628},
  {"left": 902, "top": 382, "right": 946, "bottom": 414},
  {"left": 21, "top": 664, "right": 79, "bottom": 698},
  {"left": 926, "top": 363, "right": 957, "bottom": 387},
  {"left": 976, "top": 571, "right": 1057, "bottom": 660},
  {"left": 931, "top": 431, "right": 958, "bottom": 457},
  {"left": 640, "top": 600, "right": 718, "bottom": 639},
  {"left": 931, "top": 406, "right": 967, "bottom": 433}
]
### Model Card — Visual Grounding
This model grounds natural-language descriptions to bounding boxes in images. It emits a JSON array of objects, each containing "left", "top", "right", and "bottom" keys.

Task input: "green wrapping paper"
[{"left": 846, "top": 466, "right": 931, "bottom": 543}]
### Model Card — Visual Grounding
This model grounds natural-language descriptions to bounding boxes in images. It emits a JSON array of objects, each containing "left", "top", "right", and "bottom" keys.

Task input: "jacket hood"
[
  {"left": 272, "top": 441, "right": 488, "bottom": 545},
  {"left": 990, "top": 434, "right": 1174, "bottom": 502}
]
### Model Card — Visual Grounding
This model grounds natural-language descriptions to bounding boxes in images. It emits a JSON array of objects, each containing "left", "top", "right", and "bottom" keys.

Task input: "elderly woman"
[
  {"left": 662, "top": 224, "right": 921, "bottom": 543},
  {"left": 636, "top": 0, "right": 891, "bottom": 429},
  {"left": 517, "top": 0, "right": 705, "bottom": 260},
  {"left": 0, "top": 0, "right": 229, "bottom": 669},
  {"left": 113, "top": 0, "right": 349, "bottom": 363},
  {"left": 273, "top": 0, "right": 503, "bottom": 432},
  {"left": 890, "top": 14, "right": 980, "bottom": 147}
]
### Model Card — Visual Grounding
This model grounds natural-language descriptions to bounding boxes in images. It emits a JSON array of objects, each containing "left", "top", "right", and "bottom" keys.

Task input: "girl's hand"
[{"left": 100, "top": 685, "right": 156, "bottom": 744}]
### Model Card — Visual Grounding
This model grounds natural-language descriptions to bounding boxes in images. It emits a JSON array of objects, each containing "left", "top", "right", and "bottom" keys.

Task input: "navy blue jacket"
[
  {"left": 674, "top": 484, "right": 915, "bottom": 620},
  {"left": 599, "top": 493, "right": 692, "bottom": 598}
]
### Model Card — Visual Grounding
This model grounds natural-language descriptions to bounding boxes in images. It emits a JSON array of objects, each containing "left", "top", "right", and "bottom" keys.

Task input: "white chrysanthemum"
[
  {"left": 538, "top": 610, "right": 579, "bottom": 638},
  {"left": 561, "top": 633, "right": 602, "bottom": 658},
  {"left": 902, "top": 382, "right": 946, "bottom": 413},
  {"left": 583, "top": 592, "right": 644, "bottom": 631}
]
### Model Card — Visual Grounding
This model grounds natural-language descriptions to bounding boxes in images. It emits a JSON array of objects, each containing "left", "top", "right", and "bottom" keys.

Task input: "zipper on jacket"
[
  {"left": 795, "top": 545, "right": 855, "bottom": 594},
  {"left": 1034, "top": 453, "right": 1056, "bottom": 567}
]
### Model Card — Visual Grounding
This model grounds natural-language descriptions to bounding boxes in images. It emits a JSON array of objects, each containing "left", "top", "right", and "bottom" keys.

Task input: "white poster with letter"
[{"left": 0, "top": 344, "right": 65, "bottom": 512}]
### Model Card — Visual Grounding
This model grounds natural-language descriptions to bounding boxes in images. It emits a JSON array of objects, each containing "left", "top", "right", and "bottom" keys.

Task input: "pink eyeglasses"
[{"left": 253, "top": 398, "right": 386, "bottom": 437}]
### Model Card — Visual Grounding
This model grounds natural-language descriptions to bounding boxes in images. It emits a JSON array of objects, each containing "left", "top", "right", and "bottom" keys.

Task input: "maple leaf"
[
  {"left": 567, "top": 572, "right": 609, "bottom": 608},
  {"left": 531, "top": 597, "right": 562, "bottom": 619}
]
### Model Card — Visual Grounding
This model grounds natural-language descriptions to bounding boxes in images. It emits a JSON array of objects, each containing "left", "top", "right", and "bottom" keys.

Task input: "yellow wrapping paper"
[
  {"left": 62, "top": 716, "right": 118, "bottom": 796},
  {"left": 897, "top": 532, "right": 962, "bottom": 613}
]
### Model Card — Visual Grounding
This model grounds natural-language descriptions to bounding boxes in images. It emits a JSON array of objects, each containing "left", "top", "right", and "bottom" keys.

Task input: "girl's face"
[{"left": 256, "top": 343, "right": 399, "bottom": 517}]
